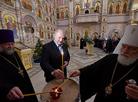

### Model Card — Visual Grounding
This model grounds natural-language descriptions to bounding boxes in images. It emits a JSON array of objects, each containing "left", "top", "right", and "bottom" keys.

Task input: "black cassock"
[
  {"left": 79, "top": 54, "right": 138, "bottom": 102},
  {"left": 80, "top": 38, "right": 84, "bottom": 49},
  {"left": 0, "top": 52, "right": 38, "bottom": 102}
]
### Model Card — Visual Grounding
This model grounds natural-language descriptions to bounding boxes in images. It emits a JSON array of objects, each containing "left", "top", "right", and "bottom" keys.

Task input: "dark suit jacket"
[{"left": 40, "top": 40, "right": 70, "bottom": 82}]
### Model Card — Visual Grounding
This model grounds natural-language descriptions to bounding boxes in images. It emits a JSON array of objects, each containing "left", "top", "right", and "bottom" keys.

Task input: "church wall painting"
[
  {"left": 75, "top": 5, "right": 80, "bottom": 15},
  {"left": 76, "top": 33, "right": 80, "bottom": 40},
  {"left": 37, "top": 0, "right": 41, "bottom": 4},
  {"left": 49, "top": 3, "right": 51, "bottom": 12},
  {"left": 93, "top": 32, "right": 98, "bottom": 40},
  {"left": 109, "top": 2, "right": 114, "bottom": 14},
  {"left": 60, "top": 9, "right": 64, "bottom": 19},
  {"left": 22, "top": 0, "right": 32, "bottom": 11},
  {"left": 56, "top": 8, "right": 60, "bottom": 19},
  {"left": 122, "top": 1, "right": 128, "bottom": 13},
  {"left": 2, "top": 0, "right": 14, "bottom": 7},
  {"left": 65, "top": 0, "right": 68, "bottom": 4},
  {"left": 39, "top": 24, "right": 43, "bottom": 38},
  {"left": 83, "top": 0, "right": 91, "bottom": 9},
  {"left": 65, "top": 8, "right": 69, "bottom": 18},
  {"left": 95, "top": 2, "right": 100, "bottom": 13},
  {"left": 115, "top": 1, "right": 120, "bottom": 14},
  {"left": 132, "top": 0, "right": 138, "bottom": 10},
  {"left": 4, "top": 14, "right": 18, "bottom": 39},
  {"left": 37, "top": 6, "right": 42, "bottom": 18},
  {"left": 84, "top": 29, "right": 89, "bottom": 38},
  {"left": 45, "top": 3, "right": 48, "bottom": 14}
]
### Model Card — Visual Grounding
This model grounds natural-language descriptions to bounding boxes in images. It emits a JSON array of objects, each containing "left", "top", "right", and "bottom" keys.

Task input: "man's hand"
[
  {"left": 69, "top": 70, "right": 80, "bottom": 77},
  {"left": 60, "top": 61, "right": 69, "bottom": 69},
  {"left": 52, "top": 69, "right": 64, "bottom": 79},
  {"left": 7, "top": 87, "right": 24, "bottom": 100},
  {"left": 125, "top": 84, "right": 138, "bottom": 100}
]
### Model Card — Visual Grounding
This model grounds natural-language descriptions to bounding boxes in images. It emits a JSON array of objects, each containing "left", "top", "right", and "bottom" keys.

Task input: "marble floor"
[{"left": 27, "top": 46, "right": 108, "bottom": 102}]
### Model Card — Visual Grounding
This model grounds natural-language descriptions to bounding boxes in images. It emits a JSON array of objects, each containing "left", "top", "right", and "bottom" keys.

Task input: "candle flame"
[{"left": 61, "top": 51, "right": 64, "bottom": 55}]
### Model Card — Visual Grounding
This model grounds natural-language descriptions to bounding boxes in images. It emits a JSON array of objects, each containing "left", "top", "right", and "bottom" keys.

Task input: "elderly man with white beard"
[{"left": 69, "top": 25, "right": 138, "bottom": 102}]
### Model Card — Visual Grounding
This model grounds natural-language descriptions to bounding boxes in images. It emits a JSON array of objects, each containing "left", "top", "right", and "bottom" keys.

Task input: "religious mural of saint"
[
  {"left": 96, "top": 3, "right": 100, "bottom": 13},
  {"left": 46, "top": 3, "right": 48, "bottom": 14},
  {"left": 22, "top": 0, "right": 32, "bottom": 11},
  {"left": 4, "top": 0, "right": 13, "bottom": 6},
  {"left": 116, "top": 2, "right": 120, "bottom": 14},
  {"left": 61, "top": 9, "right": 64, "bottom": 19},
  {"left": 59, "top": 0, "right": 63, "bottom": 5},
  {"left": 49, "top": 3, "right": 51, "bottom": 12},
  {"left": 76, "top": 6, "right": 79, "bottom": 15},
  {"left": 109, "top": 3, "right": 113, "bottom": 14},
  {"left": 38, "top": 7, "right": 42, "bottom": 18},
  {"left": 65, "top": 8, "right": 69, "bottom": 18},
  {"left": 122, "top": 2, "right": 127, "bottom": 13},
  {"left": 65, "top": 0, "right": 68, "bottom": 4},
  {"left": 57, "top": 9, "right": 60, "bottom": 19},
  {"left": 84, "top": 0, "right": 90, "bottom": 8},
  {"left": 5, "top": 16, "right": 18, "bottom": 39}
]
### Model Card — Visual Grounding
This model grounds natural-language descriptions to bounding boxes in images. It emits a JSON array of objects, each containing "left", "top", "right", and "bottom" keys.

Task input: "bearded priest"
[
  {"left": 69, "top": 25, "right": 138, "bottom": 102},
  {"left": 0, "top": 29, "right": 38, "bottom": 102}
]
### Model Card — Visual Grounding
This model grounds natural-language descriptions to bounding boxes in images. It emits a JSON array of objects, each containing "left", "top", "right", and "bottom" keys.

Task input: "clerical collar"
[{"left": 53, "top": 40, "right": 63, "bottom": 47}]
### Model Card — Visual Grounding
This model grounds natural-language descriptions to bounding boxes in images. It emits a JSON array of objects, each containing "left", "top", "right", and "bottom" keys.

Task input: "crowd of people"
[{"left": 94, "top": 36, "right": 121, "bottom": 54}]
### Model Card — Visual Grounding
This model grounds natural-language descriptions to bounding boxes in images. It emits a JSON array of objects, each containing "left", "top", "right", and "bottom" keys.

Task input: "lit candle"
[{"left": 61, "top": 51, "right": 64, "bottom": 73}]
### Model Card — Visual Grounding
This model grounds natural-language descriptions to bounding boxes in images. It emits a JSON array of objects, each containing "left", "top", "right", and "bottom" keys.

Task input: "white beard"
[{"left": 117, "top": 53, "right": 138, "bottom": 66}]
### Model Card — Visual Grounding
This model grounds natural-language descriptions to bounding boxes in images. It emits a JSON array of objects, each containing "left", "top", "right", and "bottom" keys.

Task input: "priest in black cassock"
[
  {"left": 69, "top": 25, "right": 138, "bottom": 102},
  {"left": 0, "top": 29, "right": 38, "bottom": 102}
]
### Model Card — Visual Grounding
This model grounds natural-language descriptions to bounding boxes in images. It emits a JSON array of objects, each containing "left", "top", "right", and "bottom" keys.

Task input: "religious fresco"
[
  {"left": 102, "top": 17, "right": 106, "bottom": 22},
  {"left": 59, "top": 0, "right": 63, "bottom": 5},
  {"left": 109, "top": 2, "right": 114, "bottom": 14},
  {"left": 64, "top": 0, "right": 68, "bottom": 4},
  {"left": 2, "top": 0, "right": 14, "bottom": 7},
  {"left": 122, "top": 1, "right": 128, "bottom": 13},
  {"left": 95, "top": 2, "right": 100, "bottom": 13},
  {"left": 56, "top": 8, "right": 60, "bottom": 19},
  {"left": 37, "top": 6, "right": 42, "bottom": 18},
  {"left": 39, "top": 24, "right": 43, "bottom": 38},
  {"left": 93, "top": 33, "right": 98, "bottom": 40},
  {"left": 45, "top": 3, "right": 48, "bottom": 14},
  {"left": 49, "top": 3, "right": 51, "bottom": 12},
  {"left": 4, "top": 15, "right": 18, "bottom": 39},
  {"left": 83, "top": 0, "right": 91, "bottom": 8},
  {"left": 76, "top": 33, "right": 80, "bottom": 40},
  {"left": 66, "top": 30, "right": 68, "bottom": 37},
  {"left": 84, "top": 29, "right": 89, "bottom": 38},
  {"left": 71, "top": 27, "right": 72, "bottom": 39},
  {"left": 75, "top": 5, "right": 80, "bottom": 15},
  {"left": 132, "top": 0, "right": 138, "bottom": 10},
  {"left": 60, "top": 9, "right": 64, "bottom": 19},
  {"left": 50, "top": 14, "right": 52, "bottom": 23},
  {"left": 37, "top": 0, "right": 41, "bottom": 4},
  {"left": 22, "top": 0, "right": 32, "bottom": 11},
  {"left": 115, "top": 2, "right": 120, "bottom": 14},
  {"left": 65, "top": 8, "right": 69, "bottom": 18}
]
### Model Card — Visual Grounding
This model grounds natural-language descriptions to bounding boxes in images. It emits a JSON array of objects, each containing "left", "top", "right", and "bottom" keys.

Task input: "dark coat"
[
  {"left": 0, "top": 52, "right": 38, "bottom": 102},
  {"left": 79, "top": 54, "right": 138, "bottom": 102},
  {"left": 40, "top": 40, "right": 70, "bottom": 82}
]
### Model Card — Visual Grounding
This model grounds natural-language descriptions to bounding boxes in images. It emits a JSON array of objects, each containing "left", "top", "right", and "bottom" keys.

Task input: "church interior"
[
  {"left": 1, "top": 0, "right": 138, "bottom": 69},
  {"left": 1, "top": 0, "right": 138, "bottom": 101}
]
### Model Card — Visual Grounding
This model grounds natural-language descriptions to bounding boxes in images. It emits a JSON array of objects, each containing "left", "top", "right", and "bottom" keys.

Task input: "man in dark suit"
[{"left": 40, "top": 29, "right": 70, "bottom": 82}]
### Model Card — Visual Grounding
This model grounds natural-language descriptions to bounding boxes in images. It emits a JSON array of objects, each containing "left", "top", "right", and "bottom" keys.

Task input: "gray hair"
[{"left": 54, "top": 29, "right": 64, "bottom": 35}]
